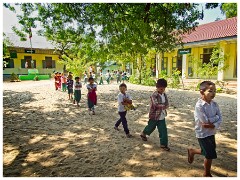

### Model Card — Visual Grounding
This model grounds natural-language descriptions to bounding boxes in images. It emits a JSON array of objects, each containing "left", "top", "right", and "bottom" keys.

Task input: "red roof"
[{"left": 182, "top": 17, "right": 237, "bottom": 43}]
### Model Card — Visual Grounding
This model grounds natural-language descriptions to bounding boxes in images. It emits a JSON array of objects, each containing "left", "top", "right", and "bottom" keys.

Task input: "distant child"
[
  {"left": 61, "top": 73, "right": 67, "bottom": 91},
  {"left": 99, "top": 69, "right": 104, "bottom": 85},
  {"left": 73, "top": 77, "right": 82, "bottom": 107},
  {"left": 54, "top": 72, "right": 59, "bottom": 90},
  {"left": 57, "top": 72, "right": 62, "bottom": 90},
  {"left": 140, "top": 78, "right": 170, "bottom": 151},
  {"left": 116, "top": 70, "right": 121, "bottom": 84},
  {"left": 187, "top": 81, "right": 222, "bottom": 177},
  {"left": 66, "top": 74, "right": 74, "bottom": 100},
  {"left": 83, "top": 71, "right": 88, "bottom": 85},
  {"left": 86, "top": 77, "right": 97, "bottom": 115},
  {"left": 105, "top": 70, "right": 111, "bottom": 84},
  {"left": 114, "top": 83, "right": 133, "bottom": 138}
]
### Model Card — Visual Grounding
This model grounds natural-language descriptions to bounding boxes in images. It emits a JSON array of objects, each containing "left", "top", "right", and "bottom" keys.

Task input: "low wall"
[{"left": 19, "top": 75, "right": 50, "bottom": 80}]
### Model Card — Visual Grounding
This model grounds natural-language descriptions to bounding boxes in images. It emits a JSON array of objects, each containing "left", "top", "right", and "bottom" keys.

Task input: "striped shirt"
[{"left": 148, "top": 91, "right": 169, "bottom": 120}]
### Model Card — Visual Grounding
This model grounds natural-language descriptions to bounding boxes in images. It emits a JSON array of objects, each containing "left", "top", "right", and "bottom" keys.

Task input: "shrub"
[{"left": 34, "top": 76, "right": 39, "bottom": 81}]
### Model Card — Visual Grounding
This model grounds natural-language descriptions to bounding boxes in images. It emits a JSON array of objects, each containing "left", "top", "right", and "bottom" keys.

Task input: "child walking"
[
  {"left": 61, "top": 73, "right": 67, "bottom": 91},
  {"left": 66, "top": 74, "right": 74, "bottom": 100},
  {"left": 114, "top": 83, "right": 133, "bottom": 138},
  {"left": 73, "top": 77, "right": 82, "bottom": 107},
  {"left": 140, "top": 78, "right": 170, "bottom": 151},
  {"left": 86, "top": 77, "right": 97, "bottom": 115},
  {"left": 83, "top": 71, "right": 88, "bottom": 85},
  {"left": 187, "top": 81, "right": 222, "bottom": 177}
]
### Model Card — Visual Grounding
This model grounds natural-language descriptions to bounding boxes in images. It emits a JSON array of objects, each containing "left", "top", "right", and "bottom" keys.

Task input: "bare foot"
[{"left": 187, "top": 148, "right": 194, "bottom": 164}]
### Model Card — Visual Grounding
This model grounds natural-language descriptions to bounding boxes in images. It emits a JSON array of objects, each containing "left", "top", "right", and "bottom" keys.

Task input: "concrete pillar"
[
  {"left": 155, "top": 53, "right": 160, "bottom": 79},
  {"left": 182, "top": 54, "right": 187, "bottom": 79},
  {"left": 217, "top": 41, "right": 227, "bottom": 81}
]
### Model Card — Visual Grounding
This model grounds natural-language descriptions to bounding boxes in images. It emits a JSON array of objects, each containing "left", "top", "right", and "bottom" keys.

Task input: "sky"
[{"left": 2, "top": 3, "right": 226, "bottom": 34}]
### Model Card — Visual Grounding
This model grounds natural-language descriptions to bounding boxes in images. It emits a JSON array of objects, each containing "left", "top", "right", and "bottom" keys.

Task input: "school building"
[
  {"left": 155, "top": 16, "right": 237, "bottom": 81},
  {"left": 3, "top": 33, "right": 64, "bottom": 79}
]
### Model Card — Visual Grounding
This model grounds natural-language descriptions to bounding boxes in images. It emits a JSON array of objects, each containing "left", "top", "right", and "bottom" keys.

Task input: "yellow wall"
[
  {"left": 3, "top": 48, "right": 64, "bottom": 75},
  {"left": 161, "top": 39, "right": 237, "bottom": 80}
]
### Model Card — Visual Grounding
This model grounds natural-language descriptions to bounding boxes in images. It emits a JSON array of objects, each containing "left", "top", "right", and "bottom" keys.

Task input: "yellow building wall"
[
  {"left": 3, "top": 48, "right": 64, "bottom": 75},
  {"left": 159, "top": 40, "right": 237, "bottom": 80}
]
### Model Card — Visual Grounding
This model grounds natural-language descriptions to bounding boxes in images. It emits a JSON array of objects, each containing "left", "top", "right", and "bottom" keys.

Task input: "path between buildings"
[{"left": 3, "top": 80, "right": 237, "bottom": 177}]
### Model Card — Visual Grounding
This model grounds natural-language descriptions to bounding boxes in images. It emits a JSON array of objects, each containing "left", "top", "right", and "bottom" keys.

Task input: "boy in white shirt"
[
  {"left": 114, "top": 83, "right": 133, "bottom": 138},
  {"left": 188, "top": 81, "right": 222, "bottom": 177},
  {"left": 73, "top": 77, "right": 82, "bottom": 107}
]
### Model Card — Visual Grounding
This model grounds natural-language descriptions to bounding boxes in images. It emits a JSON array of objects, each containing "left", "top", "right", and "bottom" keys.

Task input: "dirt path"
[{"left": 3, "top": 80, "right": 237, "bottom": 177}]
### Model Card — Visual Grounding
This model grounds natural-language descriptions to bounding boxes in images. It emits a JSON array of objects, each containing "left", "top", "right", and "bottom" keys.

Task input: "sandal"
[
  {"left": 126, "top": 134, "right": 133, "bottom": 138},
  {"left": 140, "top": 134, "right": 147, "bottom": 141},
  {"left": 187, "top": 149, "right": 194, "bottom": 164},
  {"left": 160, "top": 145, "right": 170, "bottom": 151},
  {"left": 114, "top": 126, "right": 120, "bottom": 131}
]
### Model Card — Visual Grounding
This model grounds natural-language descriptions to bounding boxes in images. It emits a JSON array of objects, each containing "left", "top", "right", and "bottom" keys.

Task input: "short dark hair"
[
  {"left": 119, "top": 83, "right": 127, "bottom": 88},
  {"left": 199, "top": 81, "right": 215, "bottom": 92},
  {"left": 156, "top": 78, "right": 167, "bottom": 88},
  {"left": 88, "top": 77, "right": 94, "bottom": 81},
  {"left": 75, "top": 77, "right": 80, "bottom": 80}
]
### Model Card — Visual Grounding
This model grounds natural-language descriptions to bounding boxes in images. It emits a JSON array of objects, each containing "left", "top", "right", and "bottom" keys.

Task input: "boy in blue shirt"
[{"left": 188, "top": 81, "right": 222, "bottom": 177}]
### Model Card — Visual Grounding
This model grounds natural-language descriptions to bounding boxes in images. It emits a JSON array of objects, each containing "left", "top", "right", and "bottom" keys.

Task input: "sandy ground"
[{"left": 3, "top": 79, "right": 237, "bottom": 177}]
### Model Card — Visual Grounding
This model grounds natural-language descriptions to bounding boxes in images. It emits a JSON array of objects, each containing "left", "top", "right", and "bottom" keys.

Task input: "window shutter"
[
  {"left": 21, "top": 59, "right": 25, "bottom": 68},
  {"left": 9, "top": 59, "right": 14, "bottom": 68},
  {"left": 10, "top": 51, "right": 17, "bottom": 58},
  {"left": 42, "top": 60, "right": 46, "bottom": 68},
  {"left": 34, "top": 60, "right": 36, "bottom": 68},
  {"left": 52, "top": 60, "right": 56, "bottom": 68}
]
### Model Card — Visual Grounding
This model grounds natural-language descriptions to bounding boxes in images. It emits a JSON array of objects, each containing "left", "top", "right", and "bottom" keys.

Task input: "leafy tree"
[
  {"left": 3, "top": 33, "right": 13, "bottom": 69},
  {"left": 206, "top": 3, "right": 237, "bottom": 18},
  {"left": 4, "top": 3, "right": 204, "bottom": 77}
]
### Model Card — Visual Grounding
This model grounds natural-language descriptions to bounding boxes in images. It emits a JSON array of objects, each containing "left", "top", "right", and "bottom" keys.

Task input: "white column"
[
  {"left": 182, "top": 54, "right": 187, "bottom": 79},
  {"left": 156, "top": 53, "right": 160, "bottom": 79},
  {"left": 217, "top": 41, "right": 227, "bottom": 81}
]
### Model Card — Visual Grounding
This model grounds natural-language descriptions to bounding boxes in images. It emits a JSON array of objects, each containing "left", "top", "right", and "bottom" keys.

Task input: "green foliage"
[
  {"left": 206, "top": 3, "right": 237, "bottom": 18},
  {"left": 4, "top": 3, "right": 204, "bottom": 73},
  {"left": 34, "top": 76, "right": 39, "bottom": 81},
  {"left": 191, "top": 44, "right": 229, "bottom": 79},
  {"left": 221, "top": 3, "right": 237, "bottom": 18},
  {"left": 10, "top": 73, "right": 20, "bottom": 82},
  {"left": 169, "top": 69, "right": 181, "bottom": 88},
  {"left": 159, "top": 70, "right": 168, "bottom": 79},
  {"left": 129, "top": 75, "right": 140, "bottom": 84}
]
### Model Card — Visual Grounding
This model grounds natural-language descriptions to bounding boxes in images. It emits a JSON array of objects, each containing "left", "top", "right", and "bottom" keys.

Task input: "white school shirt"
[
  {"left": 74, "top": 82, "right": 82, "bottom": 90},
  {"left": 118, "top": 92, "right": 132, "bottom": 112},
  {"left": 194, "top": 98, "right": 222, "bottom": 138},
  {"left": 158, "top": 93, "right": 167, "bottom": 120},
  {"left": 86, "top": 83, "right": 97, "bottom": 90}
]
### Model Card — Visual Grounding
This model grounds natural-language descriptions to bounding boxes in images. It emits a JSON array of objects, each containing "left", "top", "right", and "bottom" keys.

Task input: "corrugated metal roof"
[
  {"left": 5, "top": 33, "right": 55, "bottom": 49},
  {"left": 182, "top": 17, "right": 237, "bottom": 43}
]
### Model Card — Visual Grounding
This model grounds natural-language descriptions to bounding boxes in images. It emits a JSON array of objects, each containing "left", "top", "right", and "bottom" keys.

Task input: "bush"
[
  {"left": 34, "top": 76, "right": 39, "bottom": 81},
  {"left": 141, "top": 78, "right": 156, "bottom": 86},
  {"left": 129, "top": 75, "right": 139, "bottom": 84},
  {"left": 10, "top": 73, "right": 20, "bottom": 82}
]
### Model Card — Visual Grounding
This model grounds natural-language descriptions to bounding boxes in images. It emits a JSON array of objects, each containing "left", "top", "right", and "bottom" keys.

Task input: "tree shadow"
[{"left": 3, "top": 84, "right": 237, "bottom": 177}]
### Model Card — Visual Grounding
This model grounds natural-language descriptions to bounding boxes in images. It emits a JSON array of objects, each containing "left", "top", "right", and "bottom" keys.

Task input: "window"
[
  {"left": 172, "top": 57, "right": 177, "bottom": 70},
  {"left": 3, "top": 58, "right": 14, "bottom": 68},
  {"left": 161, "top": 57, "right": 168, "bottom": 73},
  {"left": 21, "top": 56, "right": 36, "bottom": 68},
  {"left": 188, "top": 56, "right": 193, "bottom": 76},
  {"left": 42, "top": 57, "right": 55, "bottom": 68},
  {"left": 10, "top": 50, "right": 17, "bottom": 58},
  {"left": 200, "top": 48, "right": 213, "bottom": 64}
]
